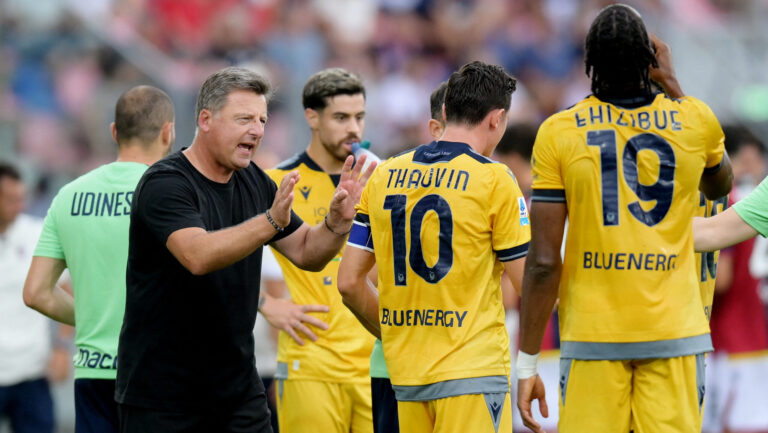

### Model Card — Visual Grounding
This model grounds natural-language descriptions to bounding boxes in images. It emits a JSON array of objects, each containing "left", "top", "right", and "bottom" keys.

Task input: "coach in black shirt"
[{"left": 115, "top": 67, "right": 375, "bottom": 433}]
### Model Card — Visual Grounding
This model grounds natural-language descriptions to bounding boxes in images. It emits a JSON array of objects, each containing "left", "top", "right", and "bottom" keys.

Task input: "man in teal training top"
[
  {"left": 695, "top": 175, "right": 768, "bottom": 251},
  {"left": 23, "top": 85, "right": 175, "bottom": 433}
]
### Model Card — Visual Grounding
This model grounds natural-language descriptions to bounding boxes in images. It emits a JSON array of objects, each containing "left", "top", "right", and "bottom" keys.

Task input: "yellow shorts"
[
  {"left": 276, "top": 379, "right": 372, "bottom": 433},
  {"left": 397, "top": 392, "right": 511, "bottom": 433},
  {"left": 559, "top": 355, "right": 705, "bottom": 433}
]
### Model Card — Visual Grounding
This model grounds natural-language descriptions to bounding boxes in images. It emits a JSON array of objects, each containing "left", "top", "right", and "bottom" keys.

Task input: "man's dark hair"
[
  {"left": 114, "top": 85, "right": 175, "bottom": 145},
  {"left": 302, "top": 68, "right": 365, "bottom": 110},
  {"left": 429, "top": 81, "right": 448, "bottom": 122},
  {"left": 496, "top": 123, "right": 537, "bottom": 160},
  {"left": 584, "top": 4, "right": 657, "bottom": 99},
  {"left": 723, "top": 125, "right": 766, "bottom": 156},
  {"left": 196, "top": 67, "right": 271, "bottom": 119},
  {"left": 444, "top": 61, "right": 516, "bottom": 126},
  {"left": 0, "top": 161, "right": 21, "bottom": 183}
]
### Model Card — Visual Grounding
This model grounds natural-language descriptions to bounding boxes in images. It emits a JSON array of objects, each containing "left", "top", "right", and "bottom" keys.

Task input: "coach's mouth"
[{"left": 237, "top": 143, "right": 254, "bottom": 153}]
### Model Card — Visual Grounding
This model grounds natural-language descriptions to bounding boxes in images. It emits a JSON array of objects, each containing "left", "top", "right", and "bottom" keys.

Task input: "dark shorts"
[
  {"left": 261, "top": 377, "right": 278, "bottom": 433},
  {"left": 118, "top": 390, "right": 272, "bottom": 433},
  {"left": 371, "top": 377, "right": 399, "bottom": 433},
  {"left": 0, "top": 377, "right": 54, "bottom": 433},
  {"left": 75, "top": 378, "right": 118, "bottom": 433}
]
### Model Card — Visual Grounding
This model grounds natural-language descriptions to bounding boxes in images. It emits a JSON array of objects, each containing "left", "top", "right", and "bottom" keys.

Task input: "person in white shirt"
[{"left": 0, "top": 161, "right": 67, "bottom": 433}]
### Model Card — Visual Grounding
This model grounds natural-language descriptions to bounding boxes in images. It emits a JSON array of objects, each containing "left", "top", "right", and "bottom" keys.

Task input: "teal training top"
[
  {"left": 733, "top": 175, "right": 768, "bottom": 237},
  {"left": 35, "top": 162, "right": 148, "bottom": 380},
  {"left": 370, "top": 339, "right": 390, "bottom": 379}
]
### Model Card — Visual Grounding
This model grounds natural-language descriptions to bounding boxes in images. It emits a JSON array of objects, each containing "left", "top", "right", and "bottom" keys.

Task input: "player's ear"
[
  {"left": 428, "top": 119, "right": 444, "bottom": 141},
  {"left": 305, "top": 108, "right": 320, "bottom": 130},
  {"left": 110, "top": 122, "right": 118, "bottom": 144},
  {"left": 161, "top": 121, "right": 175, "bottom": 147},
  {"left": 489, "top": 108, "right": 506, "bottom": 131}
]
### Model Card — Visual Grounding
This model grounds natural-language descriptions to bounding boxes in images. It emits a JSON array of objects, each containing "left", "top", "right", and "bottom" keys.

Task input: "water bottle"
[{"left": 351, "top": 140, "right": 381, "bottom": 173}]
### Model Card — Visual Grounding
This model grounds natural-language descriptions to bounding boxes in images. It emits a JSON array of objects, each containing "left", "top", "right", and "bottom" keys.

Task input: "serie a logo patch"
[{"left": 518, "top": 197, "right": 530, "bottom": 226}]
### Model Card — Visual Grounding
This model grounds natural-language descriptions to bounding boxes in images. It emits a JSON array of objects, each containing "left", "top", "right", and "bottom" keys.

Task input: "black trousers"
[{"left": 119, "top": 391, "right": 273, "bottom": 433}]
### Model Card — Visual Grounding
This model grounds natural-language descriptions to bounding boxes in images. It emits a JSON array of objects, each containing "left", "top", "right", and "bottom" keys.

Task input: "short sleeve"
[
  {"left": 696, "top": 100, "right": 726, "bottom": 171},
  {"left": 490, "top": 165, "right": 531, "bottom": 261},
  {"left": 531, "top": 119, "right": 566, "bottom": 203},
  {"left": 268, "top": 210, "right": 304, "bottom": 242},
  {"left": 34, "top": 193, "right": 65, "bottom": 259},
  {"left": 134, "top": 171, "right": 206, "bottom": 243},
  {"left": 347, "top": 179, "right": 374, "bottom": 252},
  {"left": 733, "top": 176, "right": 768, "bottom": 237}
]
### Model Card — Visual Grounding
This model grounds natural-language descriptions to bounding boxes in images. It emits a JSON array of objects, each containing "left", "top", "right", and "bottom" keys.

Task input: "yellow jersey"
[
  {"left": 531, "top": 93, "right": 725, "bottom": 359},
  {"left": 348, "top": 141, "right": 530, "bottom": 399},
  {"left": 267, "top": 153, "right": 374, "bottom": 383},
  {"left": 696, "top": 194, "right": 728, "bottom": 322}
]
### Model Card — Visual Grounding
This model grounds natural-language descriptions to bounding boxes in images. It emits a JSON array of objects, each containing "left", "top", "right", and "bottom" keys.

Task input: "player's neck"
[
  {"left": 116, "top": 140, "right": 167, "bottom": 166},
  {"left": 306, "top": 141, "right": 344, "bottom": 174},
  {"left": 440, "top": 127, "right": 492, "bottom": 157}
]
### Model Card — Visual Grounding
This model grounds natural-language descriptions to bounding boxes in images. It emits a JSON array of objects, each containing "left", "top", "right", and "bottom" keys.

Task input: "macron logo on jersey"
[
  {"left": 299, "top": 186, "right": 311, "bottom": 200},
  {"left": 518, "top": 197, "right": 530, "bottom": 226}
]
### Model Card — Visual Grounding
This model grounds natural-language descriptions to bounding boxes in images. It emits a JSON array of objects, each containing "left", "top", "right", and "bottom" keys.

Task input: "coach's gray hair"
[{"left": 195, "top": 67, "right": 271, "bottom": 119}]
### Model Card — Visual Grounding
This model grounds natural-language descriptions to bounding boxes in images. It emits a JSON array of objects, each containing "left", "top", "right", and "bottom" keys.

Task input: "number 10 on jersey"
[{"left": 383, "top": 194, "right": 454, "bottom": 286}]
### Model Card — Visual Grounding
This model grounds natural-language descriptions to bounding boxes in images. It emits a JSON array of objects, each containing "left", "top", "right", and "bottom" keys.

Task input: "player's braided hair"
[{"left": 585, "top": 4, "right": 658, "bottom": 99}]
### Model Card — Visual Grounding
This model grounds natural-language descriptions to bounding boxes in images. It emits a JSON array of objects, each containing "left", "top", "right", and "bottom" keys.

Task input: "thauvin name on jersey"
[
  {"left": 381, "top": 308, "right": 468, "bottom": 328},
  {"left": 70, "top": 191, "right": 134, "bottom": 217},
  {"left": 583, "top": 251, "right": 678, "bottom": 271},
  {"left": 574, "top": 105, "right": 682, "bottom": 131},
  {"left": 75, "top": 348, "right": 117, "bottom": 370},
  {"left": 386, "top": 168, "right": 470, "bottom": 191}
]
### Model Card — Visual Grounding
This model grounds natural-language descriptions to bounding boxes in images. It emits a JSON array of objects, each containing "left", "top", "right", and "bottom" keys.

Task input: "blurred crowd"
[
  {"left": 2, "top": 0, "right": 765, "bottom": 212},
  {"left": 2, "top": 0, "right": 768, "bottom": 432}
]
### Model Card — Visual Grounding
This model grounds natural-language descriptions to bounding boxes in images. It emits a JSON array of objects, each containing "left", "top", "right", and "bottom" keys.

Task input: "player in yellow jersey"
[
  {"left": 368, "top": 80, "right": 450, "bottom": 433},
  {"left": 697, "top": 194, "right": 728, "bottom": 322},
  {"left": 266, "top": 68, "right": 375, "bottom": 433},
  {"left": 516, "top": 5, "right": 733, "bottom": 433},
  {"left": 338, "top": 61, "right": 529, "bottom": 433}
]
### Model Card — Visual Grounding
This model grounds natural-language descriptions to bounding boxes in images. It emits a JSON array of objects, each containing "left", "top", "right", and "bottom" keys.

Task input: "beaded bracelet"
[{"left": 265, "top": 209, "right": 284, "bottom": 232}]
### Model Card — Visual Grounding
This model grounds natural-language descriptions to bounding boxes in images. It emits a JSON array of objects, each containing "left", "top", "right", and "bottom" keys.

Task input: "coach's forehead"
[{"left": 220, "top": 90, "right": 268, "bottom": 115}]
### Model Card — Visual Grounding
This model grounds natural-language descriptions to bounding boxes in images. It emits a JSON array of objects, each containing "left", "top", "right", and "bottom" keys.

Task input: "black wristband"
[
  {"left": 265, "top": 209, "right": 284, "bottom": 232},
  {"left": 324, "top": 215, "right": 351, "bottom": 236}
]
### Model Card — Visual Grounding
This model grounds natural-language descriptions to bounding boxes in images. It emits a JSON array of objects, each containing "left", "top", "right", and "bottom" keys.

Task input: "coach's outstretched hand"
[
  {"left": 326, "top": 154, "right": 377, "bottom": 234},
  {"left": 258, "top": 293, "right": 329, "bottom": 346},
  {"left": 518, "top": 375, "right": 549, "bottom": 433},
  {"left": 270, "top": 170, "right": 299, "bottom": 228}
]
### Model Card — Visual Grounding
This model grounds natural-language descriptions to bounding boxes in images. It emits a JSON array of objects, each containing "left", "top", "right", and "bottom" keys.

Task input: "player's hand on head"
[
  {"left": 517, "top": 375, "right": 548, "bottom": 433},
  {"left": 259, "top": 296, "right": 329, "bottom": 346},
  {"left": 270, "top": 170, "right": 299, "bottom": 228},
  {"left": 328, "top": 155, "right": 377, "bottom": 228},
  {"left": 648, "top": 34, "right": 677, "bottom": 92}
]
